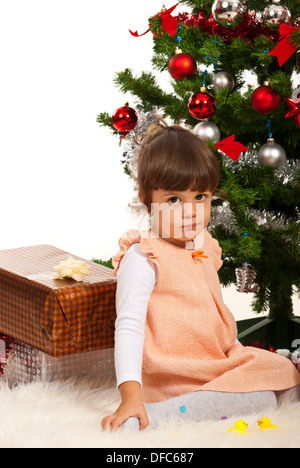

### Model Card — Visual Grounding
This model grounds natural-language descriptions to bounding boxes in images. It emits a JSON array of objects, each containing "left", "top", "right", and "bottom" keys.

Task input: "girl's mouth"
[{"left": 183, "top": 223, "right": 198, "bottom": 230}]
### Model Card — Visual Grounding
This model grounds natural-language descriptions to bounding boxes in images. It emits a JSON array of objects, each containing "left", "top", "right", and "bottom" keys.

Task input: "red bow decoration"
[
  {"left": 130, "top": 3, "right": 179, "bottom": 38},
  {"left": 215, "top": 135, "right": 249, "bottom": 162},
  {"left": 269, "top": 24, "right": 299, "bottom": 67}
]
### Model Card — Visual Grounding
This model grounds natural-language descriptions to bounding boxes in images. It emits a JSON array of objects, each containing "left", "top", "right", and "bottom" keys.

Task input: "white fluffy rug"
[{"left": 0, "top": 377, "right": 299, "bottom": 448}]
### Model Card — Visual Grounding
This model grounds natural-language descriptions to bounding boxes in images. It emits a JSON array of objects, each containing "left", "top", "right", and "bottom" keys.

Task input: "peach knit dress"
[{"left": 113, "top": 229, "right": 300, "bottom": 403}]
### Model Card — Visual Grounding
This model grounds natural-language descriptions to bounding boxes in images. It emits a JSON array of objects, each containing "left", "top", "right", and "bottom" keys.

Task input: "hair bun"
[{"left": 144, "top": 116, "right": 169, "bottom": 144}]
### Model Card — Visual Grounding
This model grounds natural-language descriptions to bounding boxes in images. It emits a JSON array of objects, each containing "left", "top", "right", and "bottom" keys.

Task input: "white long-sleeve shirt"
[
  {"left": 114, "top": 243, "right": 157, "bottom": 388},
  {"left": 114, "top": 241, "right": 240, "bottom": 389}
]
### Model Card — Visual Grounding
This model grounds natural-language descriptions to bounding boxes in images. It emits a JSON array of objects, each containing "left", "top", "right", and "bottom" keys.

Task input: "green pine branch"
[
  {"left": 92, "top": 258, "right": 114, "bottom": 269},
  {"left": 113, "top": 68, "right": 174, "bottom": 112},
  {"left": 96, "top": 112, "right": 118, "bottom": 136}
]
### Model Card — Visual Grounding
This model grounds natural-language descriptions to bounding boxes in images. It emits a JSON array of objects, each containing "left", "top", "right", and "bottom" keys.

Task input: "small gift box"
[
  {"left": 0, "top": 334, "right": 116, "bottom": 385},
  {"left": 0, "top": 245, "right": 116, "bottom": 358}
]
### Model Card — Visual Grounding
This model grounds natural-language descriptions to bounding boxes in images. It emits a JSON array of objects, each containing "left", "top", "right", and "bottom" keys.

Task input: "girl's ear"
[
  {"left": 138, "top": 190, "right": 145, "bottom": 204},
  {"left": 138, "top": 190, "right": 152, "bottom": 215}
]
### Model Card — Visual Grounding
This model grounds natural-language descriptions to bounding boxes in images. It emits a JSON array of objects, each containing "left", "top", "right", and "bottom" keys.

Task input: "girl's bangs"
[{"left": 152, "top": 144, "right": 219, "bottom": 194}]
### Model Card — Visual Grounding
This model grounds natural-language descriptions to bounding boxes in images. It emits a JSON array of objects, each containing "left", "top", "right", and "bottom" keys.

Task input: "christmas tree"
[{"left": 97, "top": 0, "right": 300, "bottom": 348}]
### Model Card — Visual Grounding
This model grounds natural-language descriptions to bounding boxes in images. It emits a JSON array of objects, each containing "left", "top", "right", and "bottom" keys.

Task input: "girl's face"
[{"left": 141, "top": 188, "right": 213, "bottom": 248}]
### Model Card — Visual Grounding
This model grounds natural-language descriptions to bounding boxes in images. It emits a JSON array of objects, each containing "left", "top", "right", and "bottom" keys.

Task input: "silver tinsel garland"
[
  {"left": 209, "top": 201, "right": 238, "bottom": 235},
  {"left": 210, "top": 203, "right": 299, "bottom": 236},
  {"left": 121, "top": 104, "right": 159, "bottom": 195},
  {"left": 223, "top": 147, "right": 300, "bottom": 186},
  {"left": 221, "top": 148, "right": 300, "bottom": 249}
]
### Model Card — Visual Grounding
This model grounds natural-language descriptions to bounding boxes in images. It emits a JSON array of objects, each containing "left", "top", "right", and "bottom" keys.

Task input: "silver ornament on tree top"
[
  {"left": 262, "top": 0, "right": 291, "bottom": 30},
  {"left": 212, "top": 0, "right": 246, "bottom": 28},
  {"left": 193, "top": 121, "right": 221, "bottom": 143},
  {"left": 212, "top": 72, "right": 235, "bottom": 91},
  {"left": 258, "top": 138, "right": 287, "bottom": 168}
]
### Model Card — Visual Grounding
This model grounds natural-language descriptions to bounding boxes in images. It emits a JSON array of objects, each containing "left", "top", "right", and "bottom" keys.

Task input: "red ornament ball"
[
  {"left": 112, "top": 105, "right": 138, "bottom": 137},
  {"left": 169, "top": 53, "right": 197, "bottom": 81},
  {"left": 188, "top": 90, "right": 216, "bottom": 120},
  {"left": 251, "top": 85, "right": 280, "bottom": 115}
]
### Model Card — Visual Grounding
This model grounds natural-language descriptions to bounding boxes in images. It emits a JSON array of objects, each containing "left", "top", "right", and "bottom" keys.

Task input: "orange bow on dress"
[{"left": 192, "top": 251, "right": 209, "bottom": 262}]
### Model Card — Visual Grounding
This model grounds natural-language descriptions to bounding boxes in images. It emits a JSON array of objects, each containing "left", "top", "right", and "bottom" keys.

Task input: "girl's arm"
[
  {"left": 102, "top": 243, "right": 157, "bottom": 432},
  {"left": 115, "top": 243, "right": 157, "bottom": 388}
]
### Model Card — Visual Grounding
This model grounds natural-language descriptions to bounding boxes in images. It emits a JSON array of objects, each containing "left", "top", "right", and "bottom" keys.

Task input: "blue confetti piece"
[{"left": 179, "top": 406, "right": 187, "bottom": 414}]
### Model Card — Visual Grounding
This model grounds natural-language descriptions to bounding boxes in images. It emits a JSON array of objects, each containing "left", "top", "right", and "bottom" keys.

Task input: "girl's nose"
[
  {"left": 183, "top": 202, "right": 194, "bottom": 219},
  {"left": 183, "top": 202, "right": 198, "bottom": 221}
]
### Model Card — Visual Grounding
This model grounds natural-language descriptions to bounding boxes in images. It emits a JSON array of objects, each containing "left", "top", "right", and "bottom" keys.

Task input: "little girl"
[{"left": 102, "top": 122, "right": 300, "bottom": 432}]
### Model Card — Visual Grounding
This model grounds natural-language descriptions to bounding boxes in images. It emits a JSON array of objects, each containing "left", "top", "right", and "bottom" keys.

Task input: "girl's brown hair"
[{"left": 137, "top": 119, "right": 221, "bottom": 211}]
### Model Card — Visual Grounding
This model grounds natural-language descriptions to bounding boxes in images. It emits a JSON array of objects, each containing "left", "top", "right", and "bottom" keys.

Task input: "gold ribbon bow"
[{"left": 54, "top": 256, "right": 91, "bottom": 282}]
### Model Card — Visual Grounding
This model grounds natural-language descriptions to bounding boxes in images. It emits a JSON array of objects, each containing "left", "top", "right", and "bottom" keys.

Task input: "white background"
[{"left": 0, "top": 0, "right": 299, "bottom": 319}]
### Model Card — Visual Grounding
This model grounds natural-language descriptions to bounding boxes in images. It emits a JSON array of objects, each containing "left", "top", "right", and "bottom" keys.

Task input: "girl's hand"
[
  {"left": 101, "top": 399, "right": 149, "bottom": 432},
  {"left": 101, "top": 381, "right": 149, "bottom": 432}
]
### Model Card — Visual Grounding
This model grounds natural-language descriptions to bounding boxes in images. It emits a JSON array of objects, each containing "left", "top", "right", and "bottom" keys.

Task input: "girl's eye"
[
  {"left": 196, "top": 194, "right": 207, "bottom": 202},
  {"left": 168, "top": 197, "right": 181, "bottom": 204}
]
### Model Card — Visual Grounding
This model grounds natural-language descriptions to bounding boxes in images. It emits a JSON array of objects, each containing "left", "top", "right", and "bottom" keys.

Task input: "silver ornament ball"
[
  {"left": 194, "top": 121, "right": 221, "bottom": 144},
  {"left": 262, "top": 3, "right": 291, "bottom": 30},
  {"left": 212, "top": 71, "right": 235, "bottom": 91},
  {"left": 212, "top": 0, "right": 246, "bottom": 28},
  {"left": 258, "top": 138, "right": 287, "bottom": 168}
]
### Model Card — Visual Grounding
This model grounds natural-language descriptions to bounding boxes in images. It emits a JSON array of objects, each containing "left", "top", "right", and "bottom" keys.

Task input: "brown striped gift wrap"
[{"left": 0, "top": 245, "right": 116, "bottom": 358}]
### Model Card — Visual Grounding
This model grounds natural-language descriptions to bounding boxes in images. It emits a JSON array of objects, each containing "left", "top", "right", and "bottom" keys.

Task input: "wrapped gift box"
[
  {"left": 0, "top": 245, "right": 117, "bottom": 358},
  {"left": 0, "top": 335, "right": 116, "bottom": 385}
]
